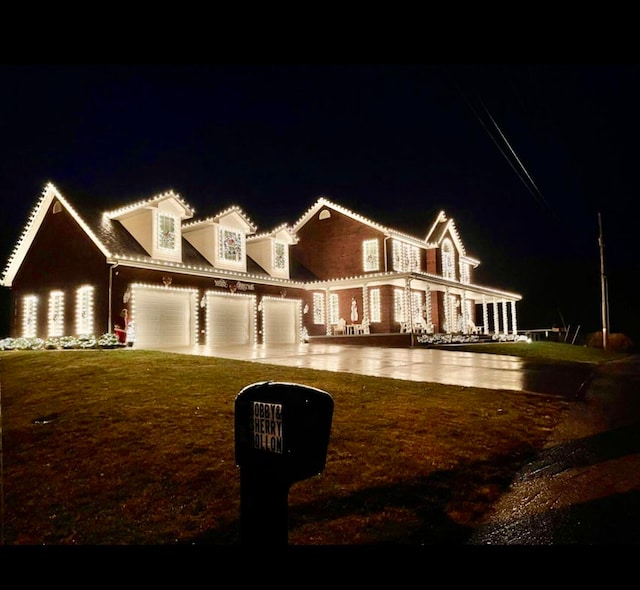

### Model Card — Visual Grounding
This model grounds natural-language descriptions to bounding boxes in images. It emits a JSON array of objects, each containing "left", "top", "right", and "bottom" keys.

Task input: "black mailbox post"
[{"left": 235, "top": 381, "right": 334, "bottom": 545}]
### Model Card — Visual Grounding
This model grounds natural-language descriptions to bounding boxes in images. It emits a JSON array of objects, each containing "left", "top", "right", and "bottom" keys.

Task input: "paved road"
[{"left": 469, "top": 355, "right": 640, "bottom": 544}]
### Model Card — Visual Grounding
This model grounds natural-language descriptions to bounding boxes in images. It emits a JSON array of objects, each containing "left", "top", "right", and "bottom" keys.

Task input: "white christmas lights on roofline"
[
  {"left": 294, "top": 197, "right": 439, "bottom": 248},
  {"left": 2, "top": 182, "right": 112, "bottom": 285},
  {"left": 182, "top": 204, "right": 257, "bottom": 233},
  {"left": 103, "top": 189, "right": 193, "bottom": 219},
  {"left": 304, "top": 269, "right": 521, "bottom": 301},
  {"left": 247, "top": 223, "right": 298, "bottom": 243},
  {"left": 109, "top": 254, "right": 306, "bottom": 287}
]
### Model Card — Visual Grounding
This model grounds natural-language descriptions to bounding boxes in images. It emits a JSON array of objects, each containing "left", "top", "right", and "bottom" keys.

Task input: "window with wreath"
[
  {"left": 157, "top": 212, "right": 177, "bottom": 251},
  {"left": 218, "top": 226, "right": 244, "bottom": 264}
]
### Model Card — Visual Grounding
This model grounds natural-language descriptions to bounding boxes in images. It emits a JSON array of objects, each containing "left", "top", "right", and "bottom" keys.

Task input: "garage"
[
  {"left": 261, "top": 297, "right": 301, "bottom": 344},
  {"left": 131, "top": 286, "right": 197, "bottom": 349},
  {"left": 206, "top": 292, "right": 257, "bottom": 346}
]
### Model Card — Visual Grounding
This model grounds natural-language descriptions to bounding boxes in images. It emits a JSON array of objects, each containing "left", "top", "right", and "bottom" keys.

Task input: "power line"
[
  {"left": 469, "top": 97, "right": 557, "bottom": 219},
  {"left": 441, "top": 66, "right": 559, "bottom": 222}
]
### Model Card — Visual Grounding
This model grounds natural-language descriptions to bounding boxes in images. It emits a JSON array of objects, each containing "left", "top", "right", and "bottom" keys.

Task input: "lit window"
[
  {"left": 157, "top": 213, "right": 177, "bottom": 250},
  {"left": 392, "top": 240, "right": 421, "bottom": 272},
  {"left": 369, "top": 288, "right": 381, "bottom": 322},
  {"left": 76, "top": 286, "right": 94, "bottom": 335},
  {"left": 442, "top": 239, "right": 455, "bottom": 280},
  {"left": 393, "top": 289, "right": 406, "bottom": 323},
  {"left": 218, "top": 226, "right": 244, "bottom": 263},
  {"left": 363, "top": 239, "right": 379, "bottom": 272},
  {"left": 411, "top": 291, "right": 422, "bottom": 325},
  {"left": 22, "top": 295, "right": 38, "bottom": 338},
  {"left": 313, "top": 292, "right": 325, "bottom": 324},
  {"left": 328, "top": 293, "right": 339, "bottom": 325},
  {"left": 48, "top": 290, "right": 64, "bottom": 337},
  {"left": 460, "top": 261, "right": 470, "bottom": 284},
  {"left": 273, "top": 241, "right": 287, "bottom": 270}
]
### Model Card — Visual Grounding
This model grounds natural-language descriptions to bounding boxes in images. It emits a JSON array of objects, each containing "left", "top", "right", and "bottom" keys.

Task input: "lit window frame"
[
  {"left": 369, "top": 288, "right": 381, "bottom": 322},
  {"left": 313, "top": 292, "right": 325, "bottom": 325},
  {"left": 363, "top": 239, "right": 380, "bottom": 272},
  {"left": 217, "top": 225, "right": 244, "bottom": 265},
  {"left": 393, "top": 289, "right": 405, "bottom": 323},
  {"left": 76, "top": 285, "right": 94, "bottom": 335},
  {"left": 22, "top": 295, "right": 38, "bottom": 338},
  {"left": 48, "top": 290, "right": 65, "bottom": 337},
  {"left": 157, "top": 212, "right": 177, "bottom": 251},
  {"left": 273, "top": 240, "right": 287, "bottom": 270},
  {"left": 328, "top": 293, "right": 339, "bottom": 325},
  {"left": 442, "top": 239, "right": 455, "bottom": 280},
  {"left": 392, "top": 240, "right": 421, "bottom": 272}
]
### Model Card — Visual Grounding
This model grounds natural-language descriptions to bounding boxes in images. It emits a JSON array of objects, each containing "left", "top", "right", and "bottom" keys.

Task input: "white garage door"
[
  {"left": 206, "top": 293, "right": 256, "bottom": 345},
  {"left": 262, "top": 298, "right": 300, "bottom": 344},
  {"left": 133, "top": 288, "right": 194, "bottom": 349}
]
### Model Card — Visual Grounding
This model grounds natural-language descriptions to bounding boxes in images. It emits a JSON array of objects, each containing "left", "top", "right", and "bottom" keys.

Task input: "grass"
[{"left": 0, "top": 341, "right": 629, "bottom": 546}]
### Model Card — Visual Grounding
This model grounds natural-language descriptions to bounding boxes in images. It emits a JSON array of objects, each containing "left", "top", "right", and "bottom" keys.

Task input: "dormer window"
[
  {"left": 157, "top": 212, "right": 177, "bottom": 251},
  {"left": 218, "top": 226, "right": 244, "bottom": 264},
  {"left": 273, "top": 241, "right": 287, "bottom": 270}
]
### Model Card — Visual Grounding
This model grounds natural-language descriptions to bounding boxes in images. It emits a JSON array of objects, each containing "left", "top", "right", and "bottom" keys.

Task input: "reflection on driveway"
[{"left": 158, "top": 343, "right": 593, "bottom": 398}]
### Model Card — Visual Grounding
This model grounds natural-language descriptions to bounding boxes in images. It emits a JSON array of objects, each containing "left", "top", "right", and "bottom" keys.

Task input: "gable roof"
[
  {"left": 1, "top": 182, "right": 113, "bottom": 286},
  {"left": 294, "top": 196, "right": 436, "bottom": 250},
  {"left": 247, "top": 223, "right": 298, "bottom": 245},
  {"left": 182, "top": 204, "right": 257, "bottom": 234},
  {"left": 424, "top": 209, "right": 480, "bottom": 267},
  {"left": 103, "top": 190, "right": 195, "bottom": 221}
]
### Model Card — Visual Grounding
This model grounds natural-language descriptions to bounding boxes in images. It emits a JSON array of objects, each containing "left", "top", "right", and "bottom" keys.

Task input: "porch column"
[
  {"left": 405, "top": 278, "right": 413, "bottom": 330},
  {"left": 493, "top": 300, "right": 500, "bottom": 335},
  {"left": 502, "top": 299, "right": 509, "bottom": 336},
  {"left": 510, "top": 300, "right": 518, "bottom": 336},
  {"left": 425, "top": 285, "right": 433, "bottom": 333},
  {"left": 325, "top": 288, "right": 332, "bottom": 336},
  {"left": 444, "top": 287, "right": 451, "bottom": 333},
  {"left": 462, "top": 292, "right": 469, "bottom": 334},
  {"left": 362, "top": 284, "right": 369, "bottom": 332},
  {"left": 482, "top": 296, "right": 489, "bottom": 335}
]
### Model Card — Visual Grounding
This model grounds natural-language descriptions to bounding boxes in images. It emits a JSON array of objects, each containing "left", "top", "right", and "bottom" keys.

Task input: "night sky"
[{"left": 1, "top": 64, "right": 638, "bottom": 342}]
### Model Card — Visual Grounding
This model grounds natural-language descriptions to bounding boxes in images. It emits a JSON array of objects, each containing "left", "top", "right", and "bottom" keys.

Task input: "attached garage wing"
[{"left": 131, "top": 286, "right": 197, "bottom": 349}]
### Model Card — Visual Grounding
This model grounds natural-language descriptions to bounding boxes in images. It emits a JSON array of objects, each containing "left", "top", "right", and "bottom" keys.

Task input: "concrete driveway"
[{"left": 161, "top": 342, "right": 593, "bottom": 398}]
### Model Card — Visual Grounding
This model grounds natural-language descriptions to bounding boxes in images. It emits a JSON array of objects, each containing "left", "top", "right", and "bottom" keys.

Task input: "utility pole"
[{"left": 598, "top": 212, "right": 608, "bottom": 350}]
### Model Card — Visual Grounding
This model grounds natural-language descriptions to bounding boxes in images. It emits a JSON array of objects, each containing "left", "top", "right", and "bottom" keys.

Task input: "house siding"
[
  {"left": 10, "top": 200, "right": 109, "bottom": 337},
  {"left": 292, "top": 207, "right": 385, "bottom": 279}
]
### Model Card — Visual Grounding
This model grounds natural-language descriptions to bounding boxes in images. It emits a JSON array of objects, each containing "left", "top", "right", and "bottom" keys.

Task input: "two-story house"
[
  {"left": 1, "top": 182, "right": 522, "bottom": 350},
  {"left": 292, "top": 198, "right": 521, "bottom": 345}
]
